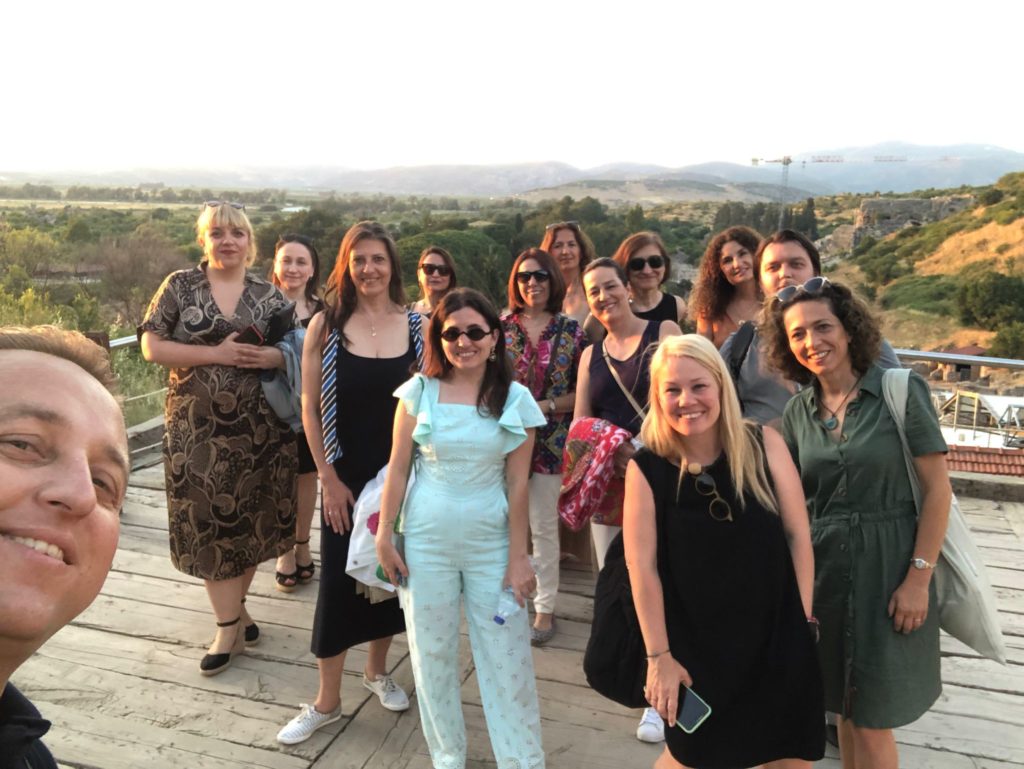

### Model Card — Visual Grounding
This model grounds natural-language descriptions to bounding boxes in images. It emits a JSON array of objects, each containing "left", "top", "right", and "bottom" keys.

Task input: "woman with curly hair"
[
  {"left": 690, "top": 226, "right": 762, "bottom": 349},
  {"left": 763, "top": 278, "right": 951, "bottom": 769}
]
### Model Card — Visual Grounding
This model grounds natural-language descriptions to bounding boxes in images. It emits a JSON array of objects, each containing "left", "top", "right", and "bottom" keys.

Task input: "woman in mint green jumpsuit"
[{"left": 376, "top": 289, "right": 547, "bottom": 769}]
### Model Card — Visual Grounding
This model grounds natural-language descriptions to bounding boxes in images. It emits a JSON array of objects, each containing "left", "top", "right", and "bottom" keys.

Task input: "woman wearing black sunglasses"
[
  {"left": 375, "top": 288, "right": 547, "bottom": 768},
  {"left": 690, "top": 226, "right": 762, "bottom": 349},
  {"left": 613, "top": 232, "right": 687, "bottom": 326},
  {"left": 501, "top": 249, "right": 586, "bottom": 645},
  {"left": 624, "top": 333, "right": 823, "bottom": 769},
  {"left": 763, "top": 279, "right": 951, "bottom": 769},
  {"left": 411, "top": 246, "right": 458, "bottom": 317}
]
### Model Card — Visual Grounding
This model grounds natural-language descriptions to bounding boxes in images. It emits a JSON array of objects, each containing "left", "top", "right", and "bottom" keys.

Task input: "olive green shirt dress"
[{"left": 782, "top": 365, "right": 947, "bottom": 728}]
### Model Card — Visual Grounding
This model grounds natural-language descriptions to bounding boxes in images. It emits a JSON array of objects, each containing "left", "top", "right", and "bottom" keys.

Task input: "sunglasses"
[
  {"left": 515, "top": 269, "right": 550, "bottom": 284},
  {"left": 628, "top": 255, "right": 665, "bottom": 271},
  {"left": 421, "top": 263, "right": 452, "bottom": 277},
  {"left": 204, "top": 199, "right": 245, "bottom": 211},
  {"left": 440, "top": 325, "right": 491, "bottom": 343},
  {"left": 693, "top": 470, "right": 733, "bottom": 522},
  {"left": 545, "top": 220, "right": 580, "bottom": 231},
  {"left": 774, "top": 276, "right": 831, "bottom": 307}
]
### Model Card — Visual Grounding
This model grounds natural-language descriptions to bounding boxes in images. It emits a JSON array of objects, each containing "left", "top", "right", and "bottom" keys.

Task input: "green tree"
[
  {"left": 956, "top": 269, "right": 1024, "bottom": 329},
  {"left": 988, "top": 322, "right": 1024, "bottom": 359},
  {"left": 0, "top": 227, "right": 61, "bottom": 281},
  {"left": 625, "top": 204, "right": 645, "bottom": 233}
]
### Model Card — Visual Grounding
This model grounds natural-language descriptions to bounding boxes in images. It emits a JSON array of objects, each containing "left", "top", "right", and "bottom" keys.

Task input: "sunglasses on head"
[
  {"left": 440, "top": 325, "right": 491, "bottom": 343},
  {"left": 774, "top": 276, "right": 831, "bottom": 307},
  {"left": 545, "top": 220, "right": 580, "bottom": 231},
  {"left": 421, "top": 263, "right": 452, "bottom": 277},
  {"left": 628, "top": 255, "right": 665, "bottom": 271},
  {"left": 515, "top": 269, "right": 550, "bottom": 284},
  {"left": 204, "top": 199, "right": 245, "bottom": 211}
]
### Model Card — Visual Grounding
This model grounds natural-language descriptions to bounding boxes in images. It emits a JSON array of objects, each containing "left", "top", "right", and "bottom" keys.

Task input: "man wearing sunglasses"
[{"left": 720, "top": 229, "right": 900, "bottom": 427}]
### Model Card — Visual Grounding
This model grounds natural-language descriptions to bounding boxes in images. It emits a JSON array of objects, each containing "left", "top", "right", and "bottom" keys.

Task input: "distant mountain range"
[{"left": 3, "top": 143, "right": 1022, "bottom": 200}]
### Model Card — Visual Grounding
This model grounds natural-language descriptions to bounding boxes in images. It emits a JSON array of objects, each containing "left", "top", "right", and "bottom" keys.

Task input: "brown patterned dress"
[{"left": 139, "top": 266, "right": 297, "bottom": 580}]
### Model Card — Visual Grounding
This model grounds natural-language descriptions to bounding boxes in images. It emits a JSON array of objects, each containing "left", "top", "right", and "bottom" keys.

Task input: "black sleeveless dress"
[
  {"left": 633, "top": 440, "right": 825, "bottom": 768},
  {"left": 310, "top": 340, "right": 414, "bottom": 657},
  {"left": 633, "top": 292, "right": 678, "bottom": 323}
]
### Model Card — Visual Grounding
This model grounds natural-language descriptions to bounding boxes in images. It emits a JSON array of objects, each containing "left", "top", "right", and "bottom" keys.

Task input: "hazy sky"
[{"left": 3, "top": 0, "right": 1021, "bottom": 173}]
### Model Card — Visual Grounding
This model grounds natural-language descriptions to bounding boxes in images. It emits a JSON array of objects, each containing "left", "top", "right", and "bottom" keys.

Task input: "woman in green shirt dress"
[{"left": 762, "top": 278, "right": 951, "bottom": 769}]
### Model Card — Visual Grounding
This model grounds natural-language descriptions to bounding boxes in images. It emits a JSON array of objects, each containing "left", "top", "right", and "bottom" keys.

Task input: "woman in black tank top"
[{"left": 613, "top": 232, "right": 687, "bottom": 327}]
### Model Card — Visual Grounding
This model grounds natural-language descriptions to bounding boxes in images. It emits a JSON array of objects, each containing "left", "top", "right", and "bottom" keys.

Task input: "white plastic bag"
[{"left": 346, "top": 463, "right": 414, "bottom": 592}]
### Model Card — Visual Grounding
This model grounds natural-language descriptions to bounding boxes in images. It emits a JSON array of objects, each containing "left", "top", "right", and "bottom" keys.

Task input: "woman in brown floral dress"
[{"left": 139, "top": 202, "right": 297, "bottom": 676}]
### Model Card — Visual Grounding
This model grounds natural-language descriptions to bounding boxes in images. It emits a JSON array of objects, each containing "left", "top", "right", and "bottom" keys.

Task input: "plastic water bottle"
[{"left": 493, "top": 586, "right": 522, "bottom": 625}]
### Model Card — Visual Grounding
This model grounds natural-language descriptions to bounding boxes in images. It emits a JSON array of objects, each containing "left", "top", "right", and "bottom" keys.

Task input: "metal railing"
[{"left": 893, "top": 349, "right": 1024, "bottom": 372}]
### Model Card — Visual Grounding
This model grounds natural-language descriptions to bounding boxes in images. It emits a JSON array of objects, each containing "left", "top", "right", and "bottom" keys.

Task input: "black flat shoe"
[{"left": 200, "top": 617, "right": 243, "bottom": 676}]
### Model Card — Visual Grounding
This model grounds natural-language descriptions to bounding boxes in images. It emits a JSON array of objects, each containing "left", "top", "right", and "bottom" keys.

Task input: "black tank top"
[
  {"left": 633, "top": 292, "right": 677, "bottom": 323},
  {"left": 588, "top": 320, "right": 660, "bottom": 434}
]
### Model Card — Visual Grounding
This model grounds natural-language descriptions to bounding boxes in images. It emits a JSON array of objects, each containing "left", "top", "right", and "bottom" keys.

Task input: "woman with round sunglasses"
[
  {"left": 763, "top": 279, "right": 951, "bottom": 769},
  {"left": 501, "top": 248, "right": 586, "bottom": 645},
  {"left": 140, "top": 202, "right": 296, "bottom": 675},
  {"left": 614, "top": 232, "right": 687, "bottom": 325},
  {"left": 574, "top": 257, "right": 681, "bottom": 744},
  {"left": 540, "top": 220, "right": 597, "bottom": 330},
  {"left": 624, "top": 333, "right": 824, "bottom": 769},
  {"left": 269, "top": 233, "right": 325, "bottom": 592},
  {"left": 690, "top": 226, "right": 762, "bottom": 349},
  {"left": 376, "top": 288, "right": 547, "bottom": 768},
  {"left": 410, "top": 246, "right": 457, "bottom": 317}
]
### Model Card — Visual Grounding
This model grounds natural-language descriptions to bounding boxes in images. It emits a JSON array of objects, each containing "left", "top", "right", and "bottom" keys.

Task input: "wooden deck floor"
[{"left": 14, "top": 464, "right": 1024, "bottom": 768}]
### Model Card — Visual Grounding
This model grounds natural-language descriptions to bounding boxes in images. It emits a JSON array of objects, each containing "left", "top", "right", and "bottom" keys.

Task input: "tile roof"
[{"left": 946, "top": 445, "right": 1024, "bottom": 476}]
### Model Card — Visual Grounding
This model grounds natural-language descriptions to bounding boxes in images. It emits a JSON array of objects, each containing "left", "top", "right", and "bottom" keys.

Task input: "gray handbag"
[{"left": 882, "top": 367, "right": 1007, "bottom": 665}]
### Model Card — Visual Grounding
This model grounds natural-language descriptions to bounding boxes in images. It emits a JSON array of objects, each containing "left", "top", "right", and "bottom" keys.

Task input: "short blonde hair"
[
  {"left": 196, "top": 203, "right": 257, "bottom": 266},
  {"left": 640, "top": 334, "right": 776, "bottom": 512}
]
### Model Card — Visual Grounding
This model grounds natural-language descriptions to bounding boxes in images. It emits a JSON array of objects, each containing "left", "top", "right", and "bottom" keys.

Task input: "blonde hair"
[
  {"left": 640, "top": 334, "right": 776, "bottom": 513},
  {"left": 196, "top": 203, "right": 257, "bottom": 266}
]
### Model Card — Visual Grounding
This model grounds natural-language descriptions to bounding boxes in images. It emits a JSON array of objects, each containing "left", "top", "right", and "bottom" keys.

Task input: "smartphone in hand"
[
  {"left": 235, "top": 324, "right": 264, "bottom": 345},
  {"left": 675, "top": 687, "right": 712, "bottom": 734}
]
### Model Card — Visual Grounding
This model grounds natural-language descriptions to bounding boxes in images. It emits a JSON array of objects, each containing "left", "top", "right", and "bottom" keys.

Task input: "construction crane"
[{"left": 751, "top": 156, "right": 793, "bottom": 228}]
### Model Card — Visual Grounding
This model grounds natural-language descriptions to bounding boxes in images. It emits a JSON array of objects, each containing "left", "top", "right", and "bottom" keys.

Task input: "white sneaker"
[
  {"left": 636, "top": 706, "right": 665, "bottom": 743},
  {"left": 276, "top": 703, "right": 341, "bottom": 745},
  {"left": 363, "top": 673, "right": 410, "bottom": 712}
]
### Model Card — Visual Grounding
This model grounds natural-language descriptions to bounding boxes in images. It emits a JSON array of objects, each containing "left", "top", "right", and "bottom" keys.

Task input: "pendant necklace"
[{"left": 819, "top": 375, "right": 863, "bottom": 430}]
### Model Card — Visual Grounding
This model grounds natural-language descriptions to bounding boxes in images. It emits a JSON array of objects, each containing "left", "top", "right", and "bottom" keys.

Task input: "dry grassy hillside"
[{"left": 915, "top": 217, "right": 1024, "bottom": 276}]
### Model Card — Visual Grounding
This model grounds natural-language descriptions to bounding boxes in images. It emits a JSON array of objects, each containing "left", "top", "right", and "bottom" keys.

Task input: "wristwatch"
[{"left": 910, "top": 557, "right": 936, "bottom": 570}]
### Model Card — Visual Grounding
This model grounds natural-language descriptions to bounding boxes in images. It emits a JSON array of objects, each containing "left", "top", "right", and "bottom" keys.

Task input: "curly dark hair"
[
  {"left": 507, "top": 248, "right": 566, "bottom": 313},
  {"left": 760, "top": 280, "right": 882, "bottom": 385},
  {"left": 423, "top": 288, "right": 512, "bottom": 417},
  {"left": 688, "top": 226, "right": 762, "bottom": 323}
]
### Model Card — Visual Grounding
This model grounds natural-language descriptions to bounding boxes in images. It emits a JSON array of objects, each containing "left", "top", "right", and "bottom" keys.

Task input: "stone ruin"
[{"left": 817, "top": 194, "right": 975, "bottom": 261}]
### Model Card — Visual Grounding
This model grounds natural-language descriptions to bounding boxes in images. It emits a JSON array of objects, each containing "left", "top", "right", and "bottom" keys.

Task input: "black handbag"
[{"left": 583, "top": 530, "right": 649, "bottom": 708}]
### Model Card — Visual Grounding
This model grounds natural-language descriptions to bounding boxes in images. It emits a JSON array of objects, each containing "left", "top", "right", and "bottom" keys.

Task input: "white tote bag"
[
  {"left": 345, "top": 463, "right": 414, "bottom": 593},
  {"left": 882, "top": 368, "right": 1007, "bottom": 664}
]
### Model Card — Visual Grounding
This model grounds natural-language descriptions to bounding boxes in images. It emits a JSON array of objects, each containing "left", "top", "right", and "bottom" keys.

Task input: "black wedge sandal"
[
  {"left": 295, "top": 538, "right": 316, "bottom": 584},
  {"left": 200, "top": 617, "right": 244, "bottom": 676}
]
